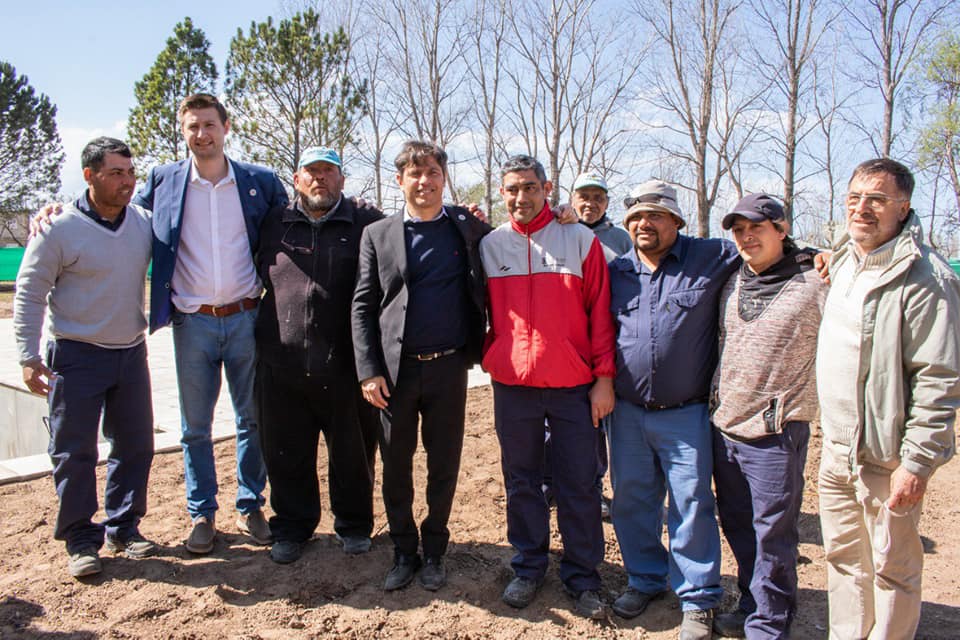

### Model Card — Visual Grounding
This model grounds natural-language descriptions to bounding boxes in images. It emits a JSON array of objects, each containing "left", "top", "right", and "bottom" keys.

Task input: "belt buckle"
[
  {"left": 211, "top": 305, "right": 224, "bottom": 318},
  {"left": 417, "top": 352, "right": 438, "bottom": 361}
]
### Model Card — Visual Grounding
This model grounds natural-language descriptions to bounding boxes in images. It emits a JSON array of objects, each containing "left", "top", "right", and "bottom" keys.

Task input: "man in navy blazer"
[
  {"left": 352, "top": 141, "right": 488, "bottom": 592},
  {"left": 132, "top": 94, "right": 288, "bottom": 554}
]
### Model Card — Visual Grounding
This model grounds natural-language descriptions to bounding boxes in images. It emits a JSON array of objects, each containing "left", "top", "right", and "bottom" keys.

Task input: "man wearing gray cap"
[
  {"left": 711, "top": 194, "right": 827, "bottom": 638},
  {"left": 607, "top": 179, "right": 738, "bottom": 638},
  {"left": 255, "top": 147, "right": 384, "bottom": 564}
]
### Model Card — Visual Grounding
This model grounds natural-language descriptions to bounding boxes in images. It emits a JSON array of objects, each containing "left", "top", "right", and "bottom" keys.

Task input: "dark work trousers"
[
  {"left": 46, "top": 339, "right": 154, "bottom": 554},
  {"left": 712, "top": 421, "right": 810, "bottom": 640},
  {"left": 493, "top": 382, "right": 603, "bottom": 594},
  {"left": 256, "top": 361, "right": 374, "bottom": 542},
  {"left": 379, "top": 350, "right": 468, "bottom": 559},
  {"left": 543, "top": 418, "right": 609, "bottom": 497}
]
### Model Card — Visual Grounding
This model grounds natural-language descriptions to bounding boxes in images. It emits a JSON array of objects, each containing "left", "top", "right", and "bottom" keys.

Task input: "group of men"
[{"left": 14, "top": 90, "right": 960, "bottom": 640}]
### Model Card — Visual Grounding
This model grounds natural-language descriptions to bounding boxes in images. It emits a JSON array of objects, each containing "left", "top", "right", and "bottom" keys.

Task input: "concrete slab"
[{"left": 0, "top": 318, "right": 490, "bottom": 484}]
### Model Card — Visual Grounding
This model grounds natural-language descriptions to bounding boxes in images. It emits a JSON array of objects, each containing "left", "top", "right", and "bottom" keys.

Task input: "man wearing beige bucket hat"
[{"left": 606, "top": 179, "right": 740, "bottom": 639}]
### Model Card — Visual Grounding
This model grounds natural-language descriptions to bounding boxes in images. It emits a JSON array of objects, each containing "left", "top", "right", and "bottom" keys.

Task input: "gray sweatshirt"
[{"left": 14, "top": 202, "right": 153, "bottom": 365}]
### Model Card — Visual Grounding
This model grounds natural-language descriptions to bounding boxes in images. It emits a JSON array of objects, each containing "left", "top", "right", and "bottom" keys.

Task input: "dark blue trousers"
[
  {"left": 46, "top": 339, "right": 154, "bottom": 553},
  {"left": 712, "top": 421, "right": 809, "bottom": 640},
  {"left": 493, "top": 382, "right": 603, "bottom": 594}
]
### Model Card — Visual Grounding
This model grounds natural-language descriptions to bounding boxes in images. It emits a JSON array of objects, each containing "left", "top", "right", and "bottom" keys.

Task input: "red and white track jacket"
[{"left": 479, "top": 204, "right": 616, "bottom": 388}]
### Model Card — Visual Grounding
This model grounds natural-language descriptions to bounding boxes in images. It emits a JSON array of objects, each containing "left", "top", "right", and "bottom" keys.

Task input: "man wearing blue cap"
[
  {"left": 710, "top": 194, "right": 827, "bottom": 638},
  {"left": 256, "top": 146, "right": 384, "bottom": 564}
]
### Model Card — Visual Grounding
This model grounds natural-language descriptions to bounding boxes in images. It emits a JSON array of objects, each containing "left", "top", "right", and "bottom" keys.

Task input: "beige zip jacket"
[{"left": 827, "top": 213, "right": 960, "bottom": 478}]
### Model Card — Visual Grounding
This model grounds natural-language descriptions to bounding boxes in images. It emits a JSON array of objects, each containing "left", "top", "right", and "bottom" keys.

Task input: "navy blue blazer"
[{"left": 132, "top": 158, "right": 289, "bottom": 333}]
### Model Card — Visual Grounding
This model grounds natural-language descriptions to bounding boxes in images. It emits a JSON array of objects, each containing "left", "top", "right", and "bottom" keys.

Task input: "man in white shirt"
[{"left": 133, "top": 94, "right": 288, "bottom": 553}]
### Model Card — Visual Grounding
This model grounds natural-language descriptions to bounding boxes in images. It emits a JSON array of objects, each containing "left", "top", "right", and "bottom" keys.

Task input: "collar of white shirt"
[{"left": 189, "top": 157, "right": 236, "bottom": 188}]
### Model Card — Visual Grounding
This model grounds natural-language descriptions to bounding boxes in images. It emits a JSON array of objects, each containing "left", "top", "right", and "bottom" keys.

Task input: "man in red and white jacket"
[{"left": 480, "top": 154, "right": 616, "bottom": 619}]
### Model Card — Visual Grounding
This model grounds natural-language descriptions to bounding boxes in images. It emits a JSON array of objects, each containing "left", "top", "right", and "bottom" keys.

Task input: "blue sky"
[{"left": 2, "top": 1, "right": 284, "bottom": 195}]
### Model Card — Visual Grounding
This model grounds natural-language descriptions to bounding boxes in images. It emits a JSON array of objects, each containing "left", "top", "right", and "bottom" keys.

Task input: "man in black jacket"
[
  {"left": 352, "top": 141, "right": 489, "bottom": 592},
  {"left": 255, "top": 147, "right": 384, "bottom": 564}
]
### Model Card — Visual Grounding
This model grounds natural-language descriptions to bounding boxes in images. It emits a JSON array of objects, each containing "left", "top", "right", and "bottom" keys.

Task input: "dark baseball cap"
[{"left": 721, "top": 193, "right": 785, "bottom": 230}]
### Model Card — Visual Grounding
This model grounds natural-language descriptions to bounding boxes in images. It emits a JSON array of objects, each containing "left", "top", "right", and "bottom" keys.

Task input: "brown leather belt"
[{"left": 195, "top": 298, "right": 259, "bottom": 318}]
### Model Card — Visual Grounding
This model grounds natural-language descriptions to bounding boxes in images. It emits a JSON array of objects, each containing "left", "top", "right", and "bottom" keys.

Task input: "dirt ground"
[{"left": 1, "top": 386, "right": 958, "bottom": 639}]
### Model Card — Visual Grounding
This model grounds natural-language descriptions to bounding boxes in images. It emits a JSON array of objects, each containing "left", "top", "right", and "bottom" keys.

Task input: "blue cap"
[{"left": 298, "top": 146, "right": 342, "bottom": 169}]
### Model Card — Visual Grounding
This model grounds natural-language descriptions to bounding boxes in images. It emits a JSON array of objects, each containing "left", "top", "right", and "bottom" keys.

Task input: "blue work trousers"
[
  {"left": 608, "top": 400, "right": 722, "bottom": 611},
  {"left": 46, "top": 339, "right": 154, "bottom": 553},
  {"left": 713, "top": 421, "right": 810, "bottom": 639},
  {"left": 493, "top": 382, "right": 603, "bottom": 594}
]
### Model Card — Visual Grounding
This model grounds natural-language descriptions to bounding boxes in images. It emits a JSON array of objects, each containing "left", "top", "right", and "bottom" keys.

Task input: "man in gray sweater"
[{"left": 14, "top": 137, "right": 155, "bottom": 579}]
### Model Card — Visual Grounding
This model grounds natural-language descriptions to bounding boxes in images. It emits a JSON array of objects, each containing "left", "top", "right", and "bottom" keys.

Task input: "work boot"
[
  {"left": 270, "top": 539, "right": 304, "bottom": 564},
  {"left": 611, "top": 587, "right": 665, "bottom": 619},
  {"left": 713, "top": 610, "right": 747, "bottom": 637},
  {"left": 186, "top": 516, "right": 216, "bottom": 554},
  {"left": 679, "top": 608, "right": 715, "bottom": 640},
  {"left": 105, "top": 533, "right": 156, "bottom": 558},
  {"left": 67, "top": 547, "right": 102, "bottom": 578},
  {"left": 501, "top": 576, "right": 542, "bottom": 609},
  {"left": 236, "top": 511, "right": 272, "bottom": 545}
]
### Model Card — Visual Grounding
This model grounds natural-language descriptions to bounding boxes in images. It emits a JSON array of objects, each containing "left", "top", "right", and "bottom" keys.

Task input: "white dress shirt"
[{"left": 171, "top": 160, "right": 261, "bottom": 312}]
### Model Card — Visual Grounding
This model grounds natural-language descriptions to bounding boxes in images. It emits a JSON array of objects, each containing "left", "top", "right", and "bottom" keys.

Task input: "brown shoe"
[
  {"left": 236, "top": 511, "right": 272, "bottom": 545},
  {"left": 186, "top": 516, "right": 216, "bottom": 554}
]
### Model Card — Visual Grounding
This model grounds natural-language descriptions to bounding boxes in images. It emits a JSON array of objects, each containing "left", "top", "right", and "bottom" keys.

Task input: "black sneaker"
[
  {"left": 418, "top": 556, "right": 446, "bottom": 591},
  {"left": 713, "top": 610, "right": 747, "bottom": 638},
  {"left": 502, "top": 575, "right": 543, "bottom": 608},
  {"left": 383, "top": 553, "right": 421, "bottom": 591},
  {"left": 611, "top": 587, "right": 665, "bottom": 619},
  {"left": 269, "top": 539, "right": 304, "bottom": 564}
]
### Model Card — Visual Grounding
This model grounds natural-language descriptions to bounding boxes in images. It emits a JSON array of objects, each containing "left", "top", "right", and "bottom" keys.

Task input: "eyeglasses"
[
  {"left": 845, "top": 192, "right": 908, "bottom": 210},
  {"left": 280, "top": 223, "right": 315, "bottom": 255}
]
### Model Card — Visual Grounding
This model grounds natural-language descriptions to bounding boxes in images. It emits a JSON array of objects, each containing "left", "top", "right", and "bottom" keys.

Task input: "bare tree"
[
  {"left": 844, "top": 0, "right": 949, "bottom": 157},
  {"left": 634, "top": 0, "right": 747, "bottom": 236},
  {"left": 465, "top": 0, "right": 509, "bottom": 215},
  {"left": 375, "top": 0, "right": 471, "bottom": 196},
  {"left": 748, "top": 0, "right": 836, "bottom": 223}
]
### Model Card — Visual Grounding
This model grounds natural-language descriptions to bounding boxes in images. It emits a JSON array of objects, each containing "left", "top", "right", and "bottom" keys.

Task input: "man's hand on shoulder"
[
  {"left": 361, "top": 376, "right": 390, "bottom": 409},
  {"left": 22, "top": 360, "right": 54, "bottom": 396},
  {"left": 589, "top": 376, "right": 615, "bottom": 427},
  {"left": 886, "top": 465, "right": 927, "bottom": 510},
  {"left": 29, "top": 202, "right": 64, "bottom": 240},
  {"left": 461, "top": 202, "right": 488, "bottom": 224},
  {"left": 814, "top": 251, "right": 832, "bottom": 284},
  {"left": 553, "top": 203, "right": 578, "bottom": 225}
]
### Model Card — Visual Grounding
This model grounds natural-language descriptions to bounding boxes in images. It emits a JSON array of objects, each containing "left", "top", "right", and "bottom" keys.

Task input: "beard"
[{"left": 301, "top": 191, "right": 340, "bottom": 214}]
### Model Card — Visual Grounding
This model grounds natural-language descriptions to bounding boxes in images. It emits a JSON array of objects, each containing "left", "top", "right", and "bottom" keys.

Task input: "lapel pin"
[
  {"left": 458, "top": 214, "right": 466, "bottom": 220},
  {"left": 249, "top": 188, "right": 257, "bottom": 197}
]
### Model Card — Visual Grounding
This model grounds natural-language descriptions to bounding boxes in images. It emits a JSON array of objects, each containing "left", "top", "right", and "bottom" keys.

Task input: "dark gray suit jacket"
[{"left": 351, "top": 206, "right": 489, "bottom": 389}]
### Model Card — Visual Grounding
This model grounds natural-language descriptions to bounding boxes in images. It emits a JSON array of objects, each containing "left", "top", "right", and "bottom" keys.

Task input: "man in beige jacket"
[{"left": 816, "top": 158, "right": 960, "bottom": 639}]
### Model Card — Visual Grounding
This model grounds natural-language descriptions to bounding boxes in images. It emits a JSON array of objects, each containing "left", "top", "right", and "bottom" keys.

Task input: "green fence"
[
  {"left": 0, "top": 247, "right": 24, "bottom": 282},
  {"left": 0, "top": 247, "right": 152, "bottom": 282}
]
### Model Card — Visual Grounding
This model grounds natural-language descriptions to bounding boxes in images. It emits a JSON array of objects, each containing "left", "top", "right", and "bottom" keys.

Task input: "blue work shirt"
[{"left": 609, "top": 235, "right": 740, "bottom": 407}]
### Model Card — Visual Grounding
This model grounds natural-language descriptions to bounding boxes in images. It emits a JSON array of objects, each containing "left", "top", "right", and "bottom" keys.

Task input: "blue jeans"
[
  {"left": 608, "top": 400, "right": 722, "bottom": 611},
  {"left": 713, "top": 422, "right": 810, "bottom": 639},
  {"left": 172, "top": 308, "right": 265, "bottom": 519}
]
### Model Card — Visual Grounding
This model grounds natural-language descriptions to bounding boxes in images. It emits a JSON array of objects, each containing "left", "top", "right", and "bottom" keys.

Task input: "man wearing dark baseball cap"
[
  {"left": 607, "top": 178, "right": 738, "bottom": 638},
  {"left": 711, "top": 194, "right": 827, "bottom": 638}
]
